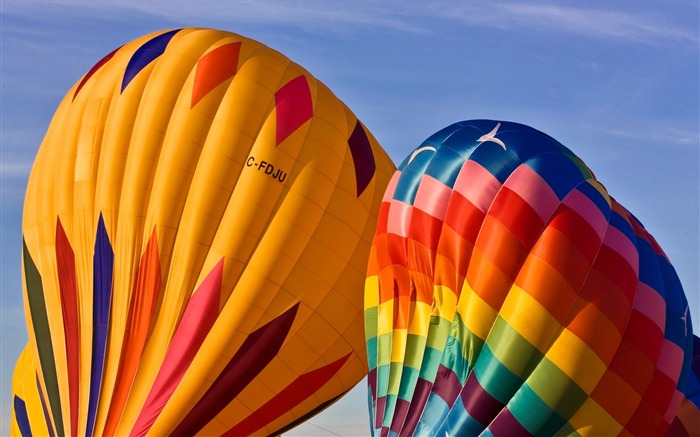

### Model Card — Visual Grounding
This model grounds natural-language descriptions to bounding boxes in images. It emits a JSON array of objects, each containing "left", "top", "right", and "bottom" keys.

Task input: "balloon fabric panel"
[
  {"left": 11, "top": 347, "right": 52, "bottom": 437},
  {"left": 365, "top": 120, "right": 699, "bottom": 436},
  {"left": 13, "top": 28, "right": 395, "bottom": 437}
]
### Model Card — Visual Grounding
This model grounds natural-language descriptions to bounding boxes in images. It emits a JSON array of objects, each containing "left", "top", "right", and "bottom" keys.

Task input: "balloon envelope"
[
  {"left": 364, "top": 120, "right": 699, "bottom": 436},
  {"left": 11, "top": 28, "right": 395, "bottom": 437}
]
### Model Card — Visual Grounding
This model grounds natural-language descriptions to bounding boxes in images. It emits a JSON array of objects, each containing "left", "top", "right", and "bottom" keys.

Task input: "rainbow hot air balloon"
[
  {"left": 10, "top": 27, "right": 395, "bottom": 437},
  {"left": 365, "top": 120, "right": 699, "bottom": 436}
]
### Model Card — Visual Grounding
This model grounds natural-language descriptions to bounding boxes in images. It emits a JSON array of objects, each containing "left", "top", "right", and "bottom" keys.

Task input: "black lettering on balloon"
[{"left": 244, "top": 155, "right": 288, "bottom": 184}]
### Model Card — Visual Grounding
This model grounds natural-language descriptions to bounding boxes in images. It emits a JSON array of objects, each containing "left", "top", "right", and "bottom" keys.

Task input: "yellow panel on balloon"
[{"left": 13, "top": 27, "right": 394, "bottom": 437}]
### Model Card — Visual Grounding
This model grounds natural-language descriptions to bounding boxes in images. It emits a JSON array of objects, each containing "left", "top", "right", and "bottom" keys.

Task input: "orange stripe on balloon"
[
  {"left": 378, "top": 232, "right": 408, "bottom": 272},
  {"left": 465, "top": 247, "right": 511, "bottom": 312},
  {"left": 565, "top": 298, "right": 622, "bottom": 364},
  {"left": 55, "top": 218, "right": 80, "bottom": 437},
  {"left": 671, "top": 398, "right": 700, "bottom": 436},
  {"left": 406, "top": 239, "right": 436, "bottom": 304},
  {"left": 516, "top": 254, "right": 579, "bottom": 322},
  {"left": 529, "top": 224, "right": 591, "bottom": 294},
  {"left": 434, "top": 225, "right": 472, "bottom": 294},
  {"left": 591, "top": 370, "right": 640, "bottom": 424},
  {"left": 191, "top": 42, "right": 241, "bottom": 108},
  {"left": 475, "top": 215, "right": 528, "bottom": 282},
  {"left": 103, "top": 228, "right": 162, "bottom": 437}
]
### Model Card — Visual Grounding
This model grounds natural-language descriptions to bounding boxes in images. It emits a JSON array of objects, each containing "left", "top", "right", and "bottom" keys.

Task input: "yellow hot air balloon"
[
  {"left": 11, "top": 347, "right": 52, "bottom": 437},
  {"left": 11, "top": 27, "right": 394, "bottom": 437}
]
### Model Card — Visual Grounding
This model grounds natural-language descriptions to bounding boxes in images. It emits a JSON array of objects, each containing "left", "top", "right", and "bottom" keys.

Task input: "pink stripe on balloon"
[
  {"left": 413, "top": 175, "right": 451, "bottom": 221},
  {"left": 663, "top": 390, "right": 685, "bottom": 423},
  {"left": 130, "top": 258, "right": 224, "bottom": 437},
  {"left": 632, "top": 282, "right": 666, "bottom": 331},
  {"left": 562, "top": 188, "right": 609, "bottom": 241},
  {"left": 655, "top": 340, "right": 684, "bottom": 381},
  {"left": 453, "top": 160, "right": 501, "bottom": 214},
  {"left": 170, "top": 303, "right": 300, "bottom": 436},
  {"left": 386, "top": 200, "right": 413, "bottom": 238},
  {"left": 503, "top": 164, "right": 559, "bottom": 223},
  {"left": 602, "top": 225, "right": 640, "bottom": 278},
  {"left": 382, "top": 172, "right": 401, "bottom": 202}
]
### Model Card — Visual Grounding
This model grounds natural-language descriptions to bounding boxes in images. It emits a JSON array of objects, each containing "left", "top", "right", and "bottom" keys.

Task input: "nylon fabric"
[
  {"left": 13, "top": 27, "right": 395, "bottom": 436},
  {"left": 365, "top": 120, "right": 699, "bottom": 436}
]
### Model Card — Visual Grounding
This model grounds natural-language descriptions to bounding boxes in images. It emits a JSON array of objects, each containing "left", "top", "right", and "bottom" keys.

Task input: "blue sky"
[{"left": 1, "top": 1, "right": 698, "bottom": 435}]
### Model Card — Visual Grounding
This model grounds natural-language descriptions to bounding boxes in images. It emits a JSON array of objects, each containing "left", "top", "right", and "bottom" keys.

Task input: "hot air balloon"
[
  {"left": 10, "top": 27, "right": 395, "bottom": 437},
  {"left": 364, "top": 120, "right": 700, "bottom": 436}
]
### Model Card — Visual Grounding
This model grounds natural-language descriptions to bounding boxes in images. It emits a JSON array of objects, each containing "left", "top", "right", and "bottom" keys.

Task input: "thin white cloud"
[
  {"left": 3, "top": 0, "right": 698, "bottom": 44},
  {"left": 601, "top": 124, "right": 700, "bottom": 148},
  {"left": 0, "top": 159, "right": 32, "bottom": 180},
  {"left": 489, "top": 3, "right": 697, "bottom": 44},
  {"left": 2, "top": 0, "right": 421, "bottom": 33}
]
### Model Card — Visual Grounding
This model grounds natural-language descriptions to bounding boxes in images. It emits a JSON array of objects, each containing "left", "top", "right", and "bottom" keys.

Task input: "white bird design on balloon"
[
  {"left": 681, "top": 304, "right": 689, "bottom": 336},
  {"left": 407, "top": 146, "right": 437, "bottom": 164},
  {"left": 478, "top": 122, "right": 507, "bottom": 150}
]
